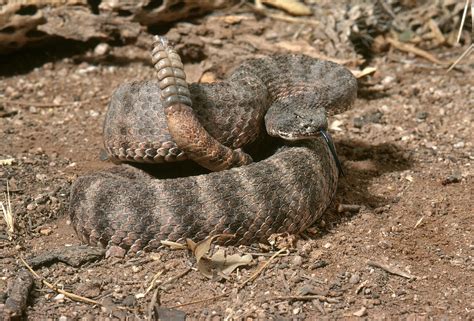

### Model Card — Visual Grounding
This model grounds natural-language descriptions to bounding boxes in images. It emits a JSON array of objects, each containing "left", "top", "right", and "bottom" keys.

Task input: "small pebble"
[
  {"left": 353, "top": 306, "right": 367, "bottom": 317},
  {"left": 441, "top": 173, "right": 461, "bottom": 186},
  {"left": 453, "top": 142, "right": 465, "bottom": 149},
  {"left": 122, "top": 295, "right": 136, "bottom": 307},
  {"left": 131, "top": 265, "right": 141, "bottom": 273},
  {"left": 416, "top": 111, "right": 429, "bottom": 120},
  {"left": 349, "top": 273, "right": 360, "bottom": 284},
  {"left": 53, "top": 293, "right": 65, "bottom": 302},
  {"left": 39, "top": 227, "right": 53, "bottom": 236},
  {"left": 106, "top": 245, "right": 126, "bottom": 259},
  {"left": 381, "top": 76, "right": 395, "bottom": 85},
  {"left": 35, "top": 174, "right": 47, "bottom": 181},
  {"left": 337, "top": 204, "right": 362, "bottom": 214},
  {"left": 292, "top": 255, "right": 303, "bottom": 266},
  {"left": 312, "top": 260, "right": 328, "bottom": 269},
  {"left": 35, "top": 194, "right": 48, "bottom": 204},
  {"left": 300, "top": 242, "right": 313, "bottom": 256},
  {"left": 353, "top": 111, "right": 383, "bottom": 128},
  {"left": 94, "top": 43, "right": 110, "bottom": 56},
  {"left": 26, "top": 203, "right": 37, "bottom": 211}
]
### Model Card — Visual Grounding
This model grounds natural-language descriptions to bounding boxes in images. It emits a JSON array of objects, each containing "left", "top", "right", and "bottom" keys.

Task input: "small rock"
[
  {"left": 323, "top": 243, "right": 332, "bottom": 249},
  {"left": 441, "top": 173, "right": 461, "bottom": 186},
  {"left": 312, "top": 260, "right": 328, "bottom": 269},
  {"left": 76, "top": 282, "right": 101, "bottom": 298},
  {"left": 353, "top": 306, "right": 367, "bottom": 317},
  {"left": 299, "top": 242, "right": 313, "bottom": 256},
  {"left": 381, "top": 76, "right": 395, "bottom": 85},
  {"left": 53, "top": 96, "right": 63, "bottom": 105},
  {"left": 35, "top": 194, "right": 49, "bottom": 205},
  {"left": 298, "top": 284, "right": 326, "bottom": 296},
  {"left": 94, "top": 43, "right": 110, "bottom": 56},
  {"left": 353, "top": 111, "right": 383, "bottom": 128},
  {"left": 155, "top": 307, "right": 186, "bottom": 321},
  {"left": 292, "top": 255, "right": 303, "bottom": 266},
  {"left": 106, "top": 245, "right": 126, "bottom": 259},
  {"left": 416, "top": 111, "right": 428, "bottom": 120},
  {"left": 26, "top": 203, "right": 37, "bottom": 211},
  {"left": 122, "top": 295, "right": 136, "bottom": 307},
  {"left": 453, "top": 141, "right": 465, "bottom": 149},
  {"left": 257, "top": 256, "right": 267, "bottom": 262},
  {"left": 337, "top": 204, "right": 362, "bottom": 214},
  {"left": 349, "top": 273, "right": 360, "bottom": 284},
  {"left": 39, "top": 226, "right": 53, "bottom": 236},
  {"left": 53, "top": 293, "right": 65, "bottom": 302},
  {"left": 35, "top": 174, "right": 48, "bottom": 181},
  {"left": 131, "top": 265, "right": 141, "bottom": 273},
  {"left": 58, "top": 316, "right": 67, "bottom": 321}
]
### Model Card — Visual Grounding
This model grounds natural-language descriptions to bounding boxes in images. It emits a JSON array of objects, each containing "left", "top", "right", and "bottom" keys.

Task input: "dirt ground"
[{"left": 0, "top": 4, "right": 473, "bottom": 320}]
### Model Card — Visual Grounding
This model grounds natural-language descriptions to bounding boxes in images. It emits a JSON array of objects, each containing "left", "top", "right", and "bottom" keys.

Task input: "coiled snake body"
[{"left": 69, "top": 38, "right": 357, "bottom": 251}]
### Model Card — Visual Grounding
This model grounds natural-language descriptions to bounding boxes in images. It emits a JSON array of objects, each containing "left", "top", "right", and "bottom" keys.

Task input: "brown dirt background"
[{"left": 0, "top": 3, "right": 473, "bottom": 320}]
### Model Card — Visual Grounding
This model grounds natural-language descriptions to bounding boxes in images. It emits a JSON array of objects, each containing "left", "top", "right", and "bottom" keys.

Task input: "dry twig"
[
  {"left": 20, "top": 257, "right": 100, "bottom": 305},
  {"left": 368, "top": 260, "right": 416, "bottom": 279},
  {"left": 355, "top": 280, "right": 369, "bottom": 294},
  {"left": 447, "top": 44, "right": 473, "bottom": 73},
  {"left": 246, "top": 3, "right": 320, "bottom": 26},
  {"left": 414, "top": 216, "right": 424, "bottom": 228},
  {"left": 456, "top": 0, "right": 471, "bottom": 43},
  {"left": 386, "top": 37, "right": 450, "bottom": 65},
  {"left": 147, "top": 288, "right": 160, "bottom": 320},
  {"left": 267, "top": 295, "right": 339, "bottom": 303},
  {"left": 238, "top": 247, "right": 287, "bottom": 289},
  {"left": 447, "top": 0, "right": 473, "bottom": 72},
  {"left": 1, "top": 180, "right": 15, "bottom": 239}
]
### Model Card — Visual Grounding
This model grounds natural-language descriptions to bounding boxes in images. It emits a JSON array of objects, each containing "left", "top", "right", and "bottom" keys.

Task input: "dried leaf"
[
  {"left": 188, "top": 235, "right": 221, "bottom": 263},
  {"left": 185, "top": 234, "right": 250, "bottom": 279},
  {"left": 209, "top": 250, "right": 252, "bottom": 276},
  {"left": 196, "top": 249, "right": 252, "bottom": 279},
  {"left": 161, "top": 240, "right": 187, "bottom": 250},
  {"left": 351, "top": 67, "right": 376, "bottom": 79},
  {"left": 261, "top": 0, "right": 312, "bottom": 16}
]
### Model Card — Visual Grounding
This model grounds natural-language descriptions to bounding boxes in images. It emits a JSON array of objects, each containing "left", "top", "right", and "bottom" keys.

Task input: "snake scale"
[{"left": 69, "top": 37, "right": 357, "bottom": 252}]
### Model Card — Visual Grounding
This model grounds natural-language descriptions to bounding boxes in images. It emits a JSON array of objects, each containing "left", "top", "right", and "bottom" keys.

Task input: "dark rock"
[
  {"left": 416, "top": 111, "right": 428, "bottom": 120},
  {"left": 122, "top": 295, "right": 136, "bottom": 307},
  {"left": 441, "top": 173, "right": 461, "bottom": 185},
  {"left": 353, "top": 110, "right": 383, "bottom": 128},
  {"left": 311, "top": 260, "right": 328, "bottom": 269}
]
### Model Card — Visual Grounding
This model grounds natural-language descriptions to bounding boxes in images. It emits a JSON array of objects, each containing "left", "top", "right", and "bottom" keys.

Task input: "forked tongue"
[{"left": 319, "top": 130, "right": 344, "bottom": 176}]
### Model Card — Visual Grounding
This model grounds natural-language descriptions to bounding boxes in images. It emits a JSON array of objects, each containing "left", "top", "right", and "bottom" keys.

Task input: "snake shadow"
[{"left": 315, "top": 138, "right": 413, "bottom": 233}]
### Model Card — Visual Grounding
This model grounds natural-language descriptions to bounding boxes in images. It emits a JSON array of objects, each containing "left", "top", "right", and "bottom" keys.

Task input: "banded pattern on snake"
[{"left": 69, "top": 37, "right": 357, "bottom": 251}]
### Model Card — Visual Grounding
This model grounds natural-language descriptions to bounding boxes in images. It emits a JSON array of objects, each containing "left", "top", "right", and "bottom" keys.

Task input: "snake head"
[{"left": 264, "top": 94, "right": 328, "bottom": 141}]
